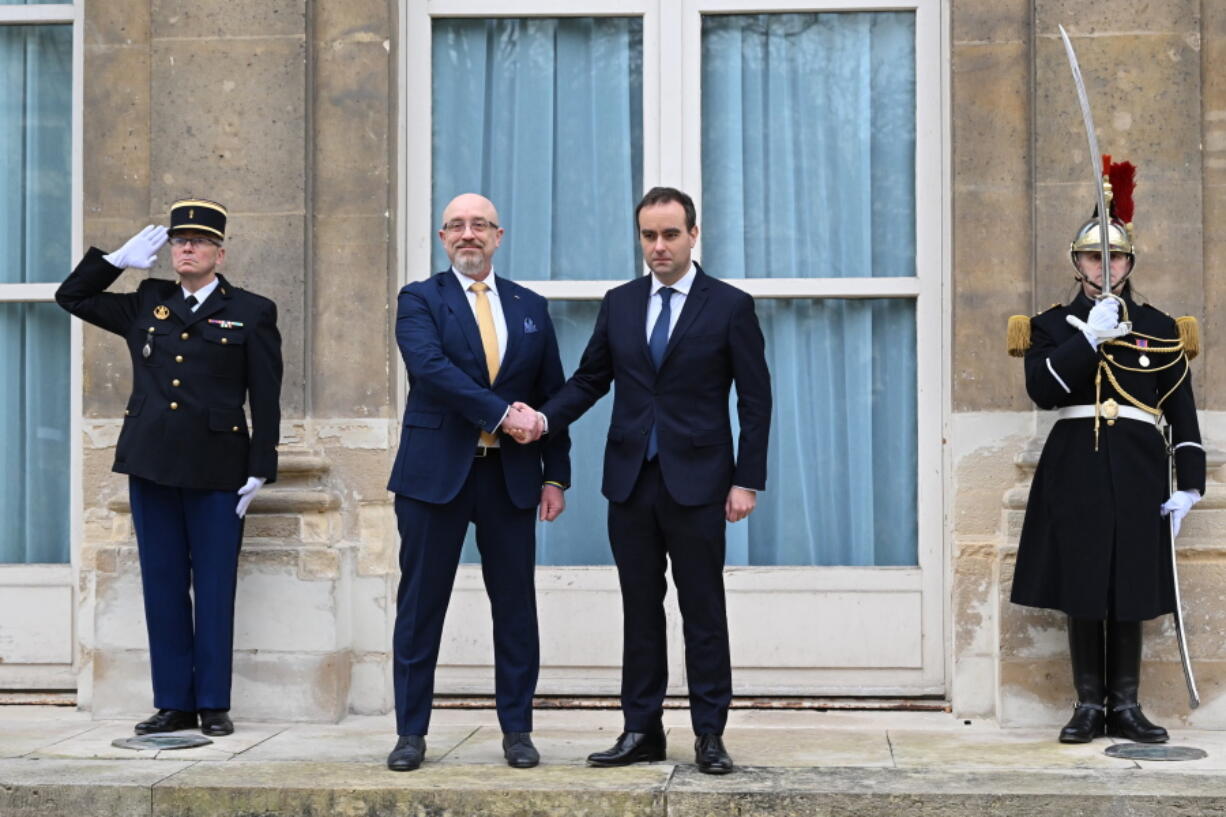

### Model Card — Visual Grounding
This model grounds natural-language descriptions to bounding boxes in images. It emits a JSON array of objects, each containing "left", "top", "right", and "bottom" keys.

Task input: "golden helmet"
[{"left": 1068, "top": 217, "right": 1134, "bottom": 271}]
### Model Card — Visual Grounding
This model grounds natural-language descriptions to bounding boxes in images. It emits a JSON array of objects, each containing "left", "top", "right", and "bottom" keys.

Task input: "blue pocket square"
[{"left": 523, "top": 317, "right": 539, "bottom": 334}]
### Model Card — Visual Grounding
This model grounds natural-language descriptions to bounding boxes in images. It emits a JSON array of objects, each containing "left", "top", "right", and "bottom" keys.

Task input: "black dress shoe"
[
  {"left": 587, "top": 730, "right": 667, "bottom": 767},
  {"left": 1107, "top": 703, "right": 1169, "bottom": 743},
  {"left": 1058, "top": 702, "right": 1106, "bottom": 743},
  {"left": 387, "top": 735, "right": 426, "bottom": 771},
  {"left": 502, "top": 732, "right": 540, "bottom": 768},
  {"left": 199, "top": 709, "right": 234, "bottom": 736},
  {"left": 135, "top": 709, "right": 197, "bottom": 735},
  {"left": 695, "top": 734, "right": 734, "bottom": 775}
]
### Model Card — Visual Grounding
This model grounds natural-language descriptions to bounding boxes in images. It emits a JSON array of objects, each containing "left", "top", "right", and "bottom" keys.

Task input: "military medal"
[
  {"left": 142, "top": 327, "right": 155, "bottom": 359},
  {"left": 1138, "top": 338, "right": 1150, "bottom": 368},
  {"left": 153, "top": 305, "right": 170, "bottom": 320}
]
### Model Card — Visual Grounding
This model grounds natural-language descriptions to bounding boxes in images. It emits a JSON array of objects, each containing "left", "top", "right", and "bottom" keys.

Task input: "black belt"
[{"left": 475, "top": 446, "right": 501, "bottom": 458}]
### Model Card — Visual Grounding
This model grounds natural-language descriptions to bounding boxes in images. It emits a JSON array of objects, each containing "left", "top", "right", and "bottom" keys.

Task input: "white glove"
[
  {"left": 103, "top": 225, "right": 168, "bottom": 270},
  {"left": 1082, "top": 298, "right": 1122, "bottom": 348},
  {"left": 236, "top": 476, "right": 266, "bottom": 519},
  {"left": 1161, "top": 489, "right": 1201, "bottom": 539}
]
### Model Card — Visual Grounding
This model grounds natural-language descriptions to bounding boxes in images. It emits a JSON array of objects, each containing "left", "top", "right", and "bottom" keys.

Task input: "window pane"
[
  {"left": 701, "top": 12, "right": 916, "bottom": 279},
  {"left": 732, "top": 298, "right": 917, "bottom": 567},
  {"left": 464, "top": 298, "right": 916, "bottom": 567},
  {"left": 431, "top": 17, "right": 643, "bottom": 281},
  {"left": 0, "top": 1, "right": 67, "bottom": 5},
  {"left": 0, "top": 24, "right": 71, "bottom": 284},
  {"left": 0, "top": 302, "right": 70, "bottom": 564}
]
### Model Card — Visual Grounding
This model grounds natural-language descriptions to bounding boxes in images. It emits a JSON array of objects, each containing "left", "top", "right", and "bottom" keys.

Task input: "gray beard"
[{"left": 454, "top": 254, "right": 485, "bottom": 277}]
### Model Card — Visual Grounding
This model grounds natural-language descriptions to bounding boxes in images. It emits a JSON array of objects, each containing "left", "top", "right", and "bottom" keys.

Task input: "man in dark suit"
[
  {"left": 385, "top": 193, "right": 570, "bottom": 772},
  {"left": 56, "top": 199, "right": 283, "bottom": 738},
  {"left": 529, "top": 187, "right": 771, "bottom": 774}
]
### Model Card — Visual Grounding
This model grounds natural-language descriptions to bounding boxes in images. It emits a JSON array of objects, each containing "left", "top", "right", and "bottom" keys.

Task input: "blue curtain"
[
  {"left": 704, "top": 13, "right": 917, "bottom": 566},
  {"left": 0, "top": 24, "right": 72, "bottom": 564},
  {"left": 432, "top": 17, "right": 643, "bottom": 281}
]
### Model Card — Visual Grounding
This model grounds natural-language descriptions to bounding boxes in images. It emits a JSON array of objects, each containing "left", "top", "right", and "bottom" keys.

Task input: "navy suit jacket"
[
  {"left": 541, "top": 265, "right": 770, "bottom": 506},
  {"left": 387, "top": 270, "right": 570, "bottom": 510}
]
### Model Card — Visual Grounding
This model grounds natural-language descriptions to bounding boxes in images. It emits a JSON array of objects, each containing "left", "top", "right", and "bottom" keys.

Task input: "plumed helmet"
[{"left": 1068, "top": 155, "right": 1136, "bottom": 273}]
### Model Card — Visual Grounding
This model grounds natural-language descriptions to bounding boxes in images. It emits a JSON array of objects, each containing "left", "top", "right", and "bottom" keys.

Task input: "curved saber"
[
  {"left": 1165, "top": 426, "right": 1201, "bottom": 709},
  {"left": 1058, "top": 25, "right": 1116, "bottom": 302}
]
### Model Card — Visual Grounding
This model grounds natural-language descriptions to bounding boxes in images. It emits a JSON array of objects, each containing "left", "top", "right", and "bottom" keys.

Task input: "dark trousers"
[
  {"left": 393, "top": 455, "right": 538, "bottom": 736},
  {"left": 608, "top": 459, "right": 731, "bottom": 735},
  {"left": 128, "top": 475, "right": 243, "bottom": 712}
]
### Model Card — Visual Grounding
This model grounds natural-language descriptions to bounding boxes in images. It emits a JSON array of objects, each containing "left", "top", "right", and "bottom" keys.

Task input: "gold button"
[
  {"left": 181, "top": 331, "right": 189, "bottom": 340},
  {"left": 171, "top": 379, "right": 181, "bottom": 387},
  {"left": 220, "top": 337, "right": 228, "bottom": 345},
  {"left": 232, "top": 426, "right": 240, "bottom": 432},
  {"left": 148, "top": 326, "right": 155, "bottom": 332},
  {"left": 169, "top": 402, "right": 179, "bottom": 410},
  {"left": 124, "top": 409, "right": 130, "bottom": 416},
  {"left": 175, "top": 355, "right": 184, "bottom": 363}
]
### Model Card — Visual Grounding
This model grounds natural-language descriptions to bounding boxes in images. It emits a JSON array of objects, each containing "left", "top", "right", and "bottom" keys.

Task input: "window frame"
[
  {"left": 0, "top": 2, "right": 83, "bottom": 570},
  {"left": 399, "top": 0, "right": 946, "bottom": 568}
]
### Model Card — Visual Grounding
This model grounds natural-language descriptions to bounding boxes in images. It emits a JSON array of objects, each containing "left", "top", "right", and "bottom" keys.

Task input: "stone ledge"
[
  {"left": 6, "top": 761, "right": 1226, "bottom": 817},
  {"left": 108, "top": 489, "right": 340, "bottom": 514}
]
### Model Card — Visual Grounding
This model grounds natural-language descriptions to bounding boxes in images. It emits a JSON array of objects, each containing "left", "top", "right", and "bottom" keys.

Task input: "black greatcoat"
[
  {"left": 56, "top": 247, "right": 283, "bottom": 491},
  {"left": 1010, "top": 290, "right": 1205, "bottom": 622}
]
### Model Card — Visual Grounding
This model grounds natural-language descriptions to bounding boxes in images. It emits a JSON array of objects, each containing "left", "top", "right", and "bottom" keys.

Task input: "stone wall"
[
  {"left": 79, "top": 0, "right": 399, "bottom": 720},
  {"left": 950, "top": 1, "right": 1226, "bottom": 726},
  {"left": 73, "top": 0, "right": 1226, "bottom": 724}
]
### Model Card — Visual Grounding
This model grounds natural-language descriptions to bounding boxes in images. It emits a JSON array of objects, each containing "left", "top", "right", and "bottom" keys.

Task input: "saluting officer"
[
  {"left": 56, "top": 199, "right": 283, "bottom": 737},
  {"left": 1007, "top": 159, "right": 1204, "bottom": 744}
]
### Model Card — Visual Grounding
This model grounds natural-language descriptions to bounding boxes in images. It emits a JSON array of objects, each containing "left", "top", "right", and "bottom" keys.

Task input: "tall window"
[
  {"left": 0, "top": 4, "right": 76, "bottom": 564},
  {"left": 412, "top": 1, "right": 938, "bottom": 570}
]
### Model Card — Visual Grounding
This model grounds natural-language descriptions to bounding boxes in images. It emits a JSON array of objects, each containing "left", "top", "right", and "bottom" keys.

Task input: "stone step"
[{"left": 3, "top": 759, "right": 1225, "bottom": 817}]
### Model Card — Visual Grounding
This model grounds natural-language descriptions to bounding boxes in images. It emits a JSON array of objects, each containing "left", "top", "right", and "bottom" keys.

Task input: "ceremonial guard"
[
  {"left": 56, "top": 200, "right": 283, "bottom": 737},
  {"left": 1007, "top": 159, "right": 1204, "bottom": 744}
]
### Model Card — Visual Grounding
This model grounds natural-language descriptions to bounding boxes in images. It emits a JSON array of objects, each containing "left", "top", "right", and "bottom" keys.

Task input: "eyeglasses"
[
  {"left": 169, "top": 236, "right": 221, "bottom": 248},
  {"left": 442, "top": 219, "right": 498, "bottom": 235}
]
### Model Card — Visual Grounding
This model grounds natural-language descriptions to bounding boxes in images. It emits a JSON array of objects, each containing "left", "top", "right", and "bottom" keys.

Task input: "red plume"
[
  {"left": 1101, "top": 154, "right": 1112, "bottom": 177},
  {"left": 1107, "top": 160, "right": 1136, "bottom": 224}
]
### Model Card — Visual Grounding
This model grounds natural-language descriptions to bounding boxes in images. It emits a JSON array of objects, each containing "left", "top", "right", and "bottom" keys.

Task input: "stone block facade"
[{"left": 64, "top": 0, "right": 1226, "bottom": 725}]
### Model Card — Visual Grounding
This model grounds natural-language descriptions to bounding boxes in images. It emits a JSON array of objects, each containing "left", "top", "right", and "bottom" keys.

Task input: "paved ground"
[{"left": 3, "top": 705, "right": 1225, "bottom": 815}]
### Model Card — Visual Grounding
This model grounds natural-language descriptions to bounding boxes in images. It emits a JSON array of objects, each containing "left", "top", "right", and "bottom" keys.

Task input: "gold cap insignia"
[
  {"left": 189, "top": 208, "right": 194, "bottom": 218},
  {"left": 153, "top": 305, "right": 170, "bottom": 320}
]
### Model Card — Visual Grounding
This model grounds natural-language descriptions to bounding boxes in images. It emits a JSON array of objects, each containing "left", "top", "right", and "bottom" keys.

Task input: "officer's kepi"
[{"left": 169, "top": 198, "right": 227, "bottom": 241}]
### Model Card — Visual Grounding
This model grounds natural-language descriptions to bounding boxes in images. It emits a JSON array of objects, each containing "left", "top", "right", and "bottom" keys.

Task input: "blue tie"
[{"left": 646, "top": 287, "right": 674, "bottom": 460}]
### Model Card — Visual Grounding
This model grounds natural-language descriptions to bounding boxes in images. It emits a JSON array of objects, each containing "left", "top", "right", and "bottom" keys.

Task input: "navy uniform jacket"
[
  {"left": 387, "top": 270, "right": 570, "bottom": 509},
  {"left": 56, "top": 247, "right": 283, "bottom": 492},
  {"left": 541, "top": 264, "right": 771, "bottom": 506},
  {"left": 1011, "top": 290, "right": 1204, "bottom": 621}
]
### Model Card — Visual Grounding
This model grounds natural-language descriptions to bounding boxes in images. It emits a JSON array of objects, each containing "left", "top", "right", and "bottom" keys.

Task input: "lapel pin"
[{"left": 153, "top": 305, "right": 170, "bottom": 320}]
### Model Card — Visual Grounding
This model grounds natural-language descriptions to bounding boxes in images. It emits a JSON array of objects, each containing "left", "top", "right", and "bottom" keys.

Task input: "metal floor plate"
[
  {"left": 112, "top": 734, "right": 213, "bottom": 751},
  {"left": 1104, "top": 743, "right": 1208, "bottom": 761}
]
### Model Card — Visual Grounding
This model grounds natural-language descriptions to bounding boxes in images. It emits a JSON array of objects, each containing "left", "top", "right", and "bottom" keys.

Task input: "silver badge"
[{"left": 1139, "top": 354, "right": 1150, "bottom": 368}]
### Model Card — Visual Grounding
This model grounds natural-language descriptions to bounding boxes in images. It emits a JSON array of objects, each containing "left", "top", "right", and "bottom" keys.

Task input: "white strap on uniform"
[
  {"left": 1045, "top": 358, "right": 1071, "bottom": 393},
  {"left": 1056, "top": 404, "right": 1159, "bottom": 425}
]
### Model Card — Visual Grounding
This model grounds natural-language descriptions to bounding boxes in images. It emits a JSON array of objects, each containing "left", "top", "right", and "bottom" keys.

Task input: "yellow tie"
[{"left": 471, "top": 281, "right": 500, "bottom": 446}]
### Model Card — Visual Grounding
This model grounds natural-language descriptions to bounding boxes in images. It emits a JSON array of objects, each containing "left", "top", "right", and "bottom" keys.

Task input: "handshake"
[{"left": 500, "top": 402, "right": 546, "bottom": 444}]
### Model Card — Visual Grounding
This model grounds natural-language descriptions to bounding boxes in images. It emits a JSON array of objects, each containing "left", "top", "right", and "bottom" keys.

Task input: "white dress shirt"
[
  {"left": 645, "top": 263, "right": 696, "bottom": 341},
  {"left": 182, "top": 277, "right": 220, "bottom": 312}
]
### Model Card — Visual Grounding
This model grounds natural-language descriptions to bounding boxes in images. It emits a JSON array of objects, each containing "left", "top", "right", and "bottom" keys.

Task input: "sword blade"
[
  {"left": 1058, "top": 25, "right": 1113, "bottom": 296},
  {"left": 1165, "top": 424, "right": 1200, "bottom": 709}
]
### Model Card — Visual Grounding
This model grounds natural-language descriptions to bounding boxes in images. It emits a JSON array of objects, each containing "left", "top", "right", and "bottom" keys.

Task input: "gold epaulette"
[
  {"left": 1176, "top": 316, "right": 1200, "bottom": 360},
  {"left": 1006, "top": 315, "right": 1030, "bottom": 357}
]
